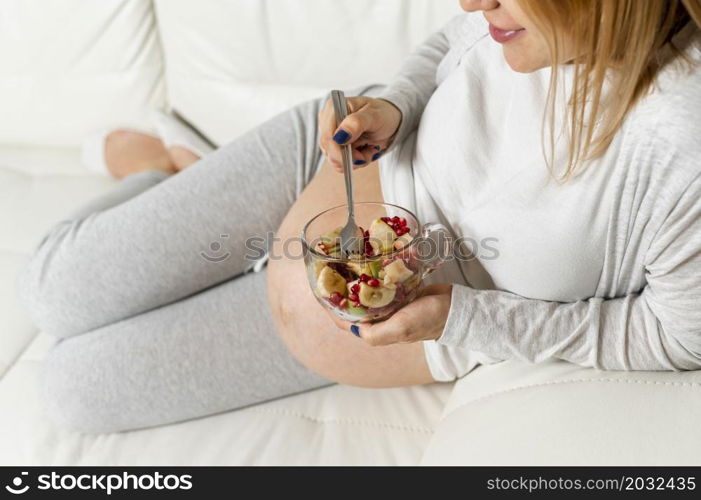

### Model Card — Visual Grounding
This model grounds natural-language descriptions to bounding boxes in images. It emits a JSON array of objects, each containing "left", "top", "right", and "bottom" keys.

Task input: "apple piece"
[
  {"left": 393, "top": 233, "right": 414, "bottom": 250},
  {"left": 347, "top": 261, "right": 368, "bottom": 276},
  {"left": 320, "top": 227, "right": 342, "bottom": 251},
  {"left": 346, "top": 305, "right": 368, "bottom": 317},
  {"left": 368, "top": 259, "right": 382, "bottom": 278},
  {"left": 326, "top": 248, "right": 342, "bottom": 258},
  {"left": 314, "top": 242, "right": 328, "bottom": 255},
  {"left": 381, "top": 276, "right": 397, "bottom": 290},
  {"left": 368, "top": 218, "right": 397, "bottom": 255},
  {"left": 383, "top": 259, "right": 415, "bottom": 283}
]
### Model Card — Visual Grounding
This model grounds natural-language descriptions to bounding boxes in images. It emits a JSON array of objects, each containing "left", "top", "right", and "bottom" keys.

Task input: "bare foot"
[
  {"left": 104, "top": 130, "right": 176, "bottom": 179},
  {"left": 168, "top": 146, "right": 201, "bottom": 171}
]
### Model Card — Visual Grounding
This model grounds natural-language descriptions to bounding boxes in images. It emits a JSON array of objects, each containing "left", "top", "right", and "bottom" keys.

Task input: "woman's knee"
[
  {"left": 40, "top": 340, "right": 127, "bottom": 434},
  {"left": 17, "top": 222, "right": 96, "bottom": 339}
]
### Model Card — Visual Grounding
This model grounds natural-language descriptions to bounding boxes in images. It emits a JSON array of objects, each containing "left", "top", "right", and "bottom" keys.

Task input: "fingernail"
[
  {"left": 372, "top": 152, "right": 382, "bottom": 161},
  {"left": 333, "top": 129, "right": 351, "bottom": 144},
  {"left": 350, "top": 325, "right": 361, "bottom": 337},
  {"left": 354, "top": 160, "right": 366, "bottom": 166}
]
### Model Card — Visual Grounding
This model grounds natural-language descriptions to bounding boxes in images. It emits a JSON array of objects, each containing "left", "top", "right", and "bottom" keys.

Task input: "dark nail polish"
[
  {"left": 333, "top": 129, "right": 351, "bottom": 144},
  {"left": 354, "top": 160, "right": 366, "bottom": 166},
  {"left": 372, "top": 152, "right": 382, "bottom": 161},
  {"left": 350, "top": 325, "right": 360, "bottom": 337},
  {"left": 374, "top": 145, "right": 381, "bottom": 151}
]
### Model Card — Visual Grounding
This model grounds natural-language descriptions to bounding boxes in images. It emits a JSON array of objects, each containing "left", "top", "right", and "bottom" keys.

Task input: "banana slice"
[
  {"left": 383, "top": 259, "right": 415, "bottom": 283},
  {"left": 358, "top": 282, "right": 396, "bottom": 308},
  {"left": 368, "top": 219, "right": 397, "bottom": 255},
  {"left": 313, "top": 260, "right": 327, "bottom": 278},
  {"left": 316, "top": 266, "right": 348, "bottom": 298}
]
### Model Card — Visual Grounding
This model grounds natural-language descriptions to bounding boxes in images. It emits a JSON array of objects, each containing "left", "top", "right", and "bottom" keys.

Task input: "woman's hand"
[
  {"left": 328, "top": 284, "right": 453, "bottom": 346},
  {"left": 318, "top": 96, "right": 402, "bottom": 172}
]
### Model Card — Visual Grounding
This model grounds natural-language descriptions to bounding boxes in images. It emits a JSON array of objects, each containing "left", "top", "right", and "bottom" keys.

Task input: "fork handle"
[{"left": 331, "top": 90, "right": 355, "bottom": 220}]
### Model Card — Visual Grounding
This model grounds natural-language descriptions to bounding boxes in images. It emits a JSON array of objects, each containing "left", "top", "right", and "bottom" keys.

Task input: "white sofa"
[{"left": 1, "top": 0, "right": 699, "bottom": 466}]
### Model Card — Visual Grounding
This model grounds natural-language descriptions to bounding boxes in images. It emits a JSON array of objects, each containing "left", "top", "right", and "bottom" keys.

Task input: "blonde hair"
[{"left": 518, "top": 0, "right": 701, "bottom": 180}]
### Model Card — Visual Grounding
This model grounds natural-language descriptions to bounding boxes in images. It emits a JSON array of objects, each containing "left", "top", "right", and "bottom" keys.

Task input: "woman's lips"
[{"left": 488, "top": 23, "right": 526, "bottom": 44}]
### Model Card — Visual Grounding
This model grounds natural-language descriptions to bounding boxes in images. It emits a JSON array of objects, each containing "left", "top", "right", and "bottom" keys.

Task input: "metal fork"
[{"left": 331, "top": 90, "right": 362, "bottom": 256}]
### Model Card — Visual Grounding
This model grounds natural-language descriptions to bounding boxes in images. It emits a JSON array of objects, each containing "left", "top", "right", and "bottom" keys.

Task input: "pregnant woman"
[{"left": 18, "top": 0, "right": 701, "bottom": 433}]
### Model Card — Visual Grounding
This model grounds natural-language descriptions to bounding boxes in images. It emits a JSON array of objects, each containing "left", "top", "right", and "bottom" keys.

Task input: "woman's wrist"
[
  {"left": 375, "top": 95, "right": 406, "bottom": 152},
  {"left": 377, "top": 97, "right": 403, "bottom": 146}
]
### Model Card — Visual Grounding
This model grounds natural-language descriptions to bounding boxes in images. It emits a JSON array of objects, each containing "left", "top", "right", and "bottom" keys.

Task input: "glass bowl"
[{"left": 301, "top": 202, "right": 449, "bottom": 324}]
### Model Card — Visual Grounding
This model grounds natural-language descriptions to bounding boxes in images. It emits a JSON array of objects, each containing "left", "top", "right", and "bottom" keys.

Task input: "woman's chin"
[{"left": 503, "top": 48, "right": 548, "bottom": 73}]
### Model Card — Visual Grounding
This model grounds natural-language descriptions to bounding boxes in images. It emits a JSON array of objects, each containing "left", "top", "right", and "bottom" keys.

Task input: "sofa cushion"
[
  {"left": 154, "top": 0, "right": 461, "bottom": 145},
  {"left": 0, "top": 0, "right": 164, "bottom": 147},
  {"left": 0, "top": 332, "right": 452, "bottom": 465},
  {"left": 0, "top": 145, "right": 115, "bottom": 376},
  {"left": 421, "top": 360, "right": 701, "bottom": 465}
]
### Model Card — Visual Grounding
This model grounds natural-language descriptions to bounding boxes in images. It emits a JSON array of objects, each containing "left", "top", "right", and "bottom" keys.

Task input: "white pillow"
[
  {"left": 0, "top": 0, "right": 164, "bottom": 147},
  {"left": 155, "top": 0, "right": 460, "bottom": 145}
]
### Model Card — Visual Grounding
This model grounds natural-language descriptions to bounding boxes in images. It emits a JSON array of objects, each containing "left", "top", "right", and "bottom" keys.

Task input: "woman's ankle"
[
  {"left": 167, "top": 145, "right": 201, "bottom": 171},
  {"left": 104, "top": 130, "right": 176, "bottom": 178}
]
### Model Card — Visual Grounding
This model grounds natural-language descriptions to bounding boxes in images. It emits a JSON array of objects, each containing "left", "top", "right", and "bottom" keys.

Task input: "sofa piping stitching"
[
  {"left": 248, "top": 407, "right": 435, "bottom": 434},
  {"left": 448, "top": 377, "right": 701, "bottom": 415}
]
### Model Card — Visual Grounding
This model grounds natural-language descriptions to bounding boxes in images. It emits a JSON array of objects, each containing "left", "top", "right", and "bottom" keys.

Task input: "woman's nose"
[{"left": 460, "top": 0, "right": 500, "bottom": 12}]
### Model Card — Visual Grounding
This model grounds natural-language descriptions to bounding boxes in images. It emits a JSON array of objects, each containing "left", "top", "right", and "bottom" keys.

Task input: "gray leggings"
[{"left": 18, "top": 84, "right": 384, "bottom": 433}]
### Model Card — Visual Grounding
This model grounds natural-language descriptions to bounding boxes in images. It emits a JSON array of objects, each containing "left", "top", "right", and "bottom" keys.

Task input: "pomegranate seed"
[
  {"left": 368, "top": 278, "right": 380, "bottom": 287},
  {"left": 381, "top": 217, "right": 390, "bottom": 223},
  {"left": 339, "top": 298, "right": 348, "bottom": 308},
  {"left": 348, "top": 293, "right": 359, "bottom": 303},
  {"left": 364, "top": 230, "right": 370, "bottom": 237},
  {"left": 330, "top": 292, "right": 343, "bottom": 304},
  {"left": 359, "top": 274, "right": 370, "bottom": 282},
  {"left": 399, "top": 218, "right": 407, "bottom": 227},
  {"left": 392, "top": 216, "right": 400, "bottom": 223},
  {"left": 351, "top": 284, "right": 360, "bottom": 294}
]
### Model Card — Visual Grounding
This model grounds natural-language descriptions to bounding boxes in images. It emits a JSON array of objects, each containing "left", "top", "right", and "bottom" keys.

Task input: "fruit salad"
[{"left": 310, "top": 216, "right": 422, "bottom": 323}]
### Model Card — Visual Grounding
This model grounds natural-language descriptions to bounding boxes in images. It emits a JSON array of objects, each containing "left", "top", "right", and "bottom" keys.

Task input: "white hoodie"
[{"left": 378, "top": 13, "right": 701, "bottom": 377}]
